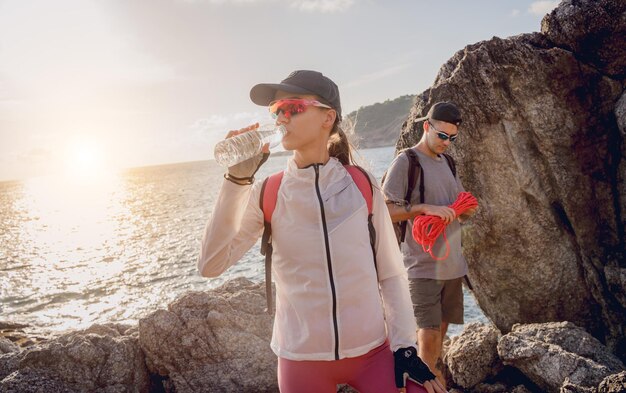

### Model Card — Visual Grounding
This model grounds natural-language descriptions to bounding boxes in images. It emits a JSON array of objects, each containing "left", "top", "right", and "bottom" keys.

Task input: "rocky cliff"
[{"left": 396, "top": 0, "right": 626, "bottom": 360}]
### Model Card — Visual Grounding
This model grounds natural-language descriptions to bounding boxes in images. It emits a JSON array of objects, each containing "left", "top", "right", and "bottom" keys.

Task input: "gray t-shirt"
[{"left": 382, "top": 148, "right": 467, "bottom": 280}]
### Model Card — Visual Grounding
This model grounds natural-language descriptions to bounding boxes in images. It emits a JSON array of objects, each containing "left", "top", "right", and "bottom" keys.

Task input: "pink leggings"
[{"left": 278, "top": 341, "right": 427, "bottom": 393}]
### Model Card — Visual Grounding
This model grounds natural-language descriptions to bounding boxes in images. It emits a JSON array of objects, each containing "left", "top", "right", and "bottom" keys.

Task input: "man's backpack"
[
  {"left": 381, "top": 149, "right": 456, "bottom": 244},
  {"left": 259, "top": 165, "right": 377, "bottom": 314}
]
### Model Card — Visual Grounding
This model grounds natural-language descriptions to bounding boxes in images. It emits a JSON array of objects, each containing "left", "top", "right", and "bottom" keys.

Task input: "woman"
[{"left": 198, "top": 70, "right": 445, "bottom": 393}]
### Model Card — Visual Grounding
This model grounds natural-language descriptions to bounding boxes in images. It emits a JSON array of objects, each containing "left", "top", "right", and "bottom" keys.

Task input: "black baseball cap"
[
  {"left": 416, "top": 102, "right": 462, "bottom": 126},
  {"left": 250, "top": 70, "right": 342, "bottom": 119}
]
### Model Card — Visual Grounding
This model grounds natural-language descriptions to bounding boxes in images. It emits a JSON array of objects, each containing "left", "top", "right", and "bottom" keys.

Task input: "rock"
[
  {"left": 0, "top": 369, "right": 80, "bottom": 393},
  {"left": 451, "top": 384, "right": 533, "bottom": 393},
  {"left": 397, "top": 0, "right": 626, "bottom": 359},
  {"left": 0, "top": 353, "right": 20, "bottom": 381},
  {"left": 472, "top": 381, "right": 508, "bottom": 393},
  {"left": 616, "top": 92, "right": 626, "bottom": 136},
  {"left": 541, "top": 0, "right": 626, "bottom": 78},
  {"left": 510, "top": 385, "right": 533, "bottom": 393},
  {"left": 2, "top": 324, "right": 32, "bottom": 350},
  {"left": 444, "top": 322, "right": 502, "bottom": 388},
  {"left": 614, "top": 95, "right": 626, "bottom": 303},
  {"left": 560, "top": 377, "right": 597, "bottom": 393},
  {"left": 604, "top": 265, "right": 626, "bottom": 311},
  {"left": 0, "top": 338, "right": 19, "bottom": 354},
  {"left": 598, "top": 371, "right": 626, "bottom": 393},
  {"left": 508, "top": 322, "right": 625, "bottom": 372},
  {"left": 139, "top": 277, "right": 277, "bottom": 393},
  {"left": 439, "top": 335, "right": 454, "bottom": 388},
  {"left": 497, "top": 322, "right": 625, "bottom": 392},
  {"left": 1, "top": 324, "right": 51, "bottom": 349},
  {"left": 0, "top": 323, "right": 149, "bottom": 393},
  {"left": 496, "top": 366, "right": 542, "bottom": 393}
]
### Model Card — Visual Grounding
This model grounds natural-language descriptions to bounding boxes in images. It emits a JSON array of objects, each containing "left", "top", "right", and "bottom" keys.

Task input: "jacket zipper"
[{"left": 313, "top": 164, "right": 339, "bottom": 360}]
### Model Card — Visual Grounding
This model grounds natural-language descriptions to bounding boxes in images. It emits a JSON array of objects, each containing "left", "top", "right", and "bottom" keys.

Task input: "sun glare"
[{"left": 63, "top": 138, "right": 108, "bottom": 179}]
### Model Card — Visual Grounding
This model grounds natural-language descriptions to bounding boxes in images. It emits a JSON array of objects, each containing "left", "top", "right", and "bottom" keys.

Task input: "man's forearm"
[
  {"left": 388, "top": 202, "right": 461, "bottom": 224},
  {"left": 386, "top": 203, "right": 427, "bottom": 223}
]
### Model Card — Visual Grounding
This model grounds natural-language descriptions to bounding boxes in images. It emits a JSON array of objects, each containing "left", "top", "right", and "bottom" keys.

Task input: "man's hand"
[
  {"left": 458, "top": 207, "right": 477, "bottom": 224},
  {"left": 394, "top": 347, "right": 447, "bottom": 393},
  {"left": 421, "top": 205, "right": 456, "bottom": 224}
]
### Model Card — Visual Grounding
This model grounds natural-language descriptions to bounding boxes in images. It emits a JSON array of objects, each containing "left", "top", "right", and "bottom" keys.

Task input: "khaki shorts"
[{"left": 409, "top": 277, "right": 464, "bottom": 329}]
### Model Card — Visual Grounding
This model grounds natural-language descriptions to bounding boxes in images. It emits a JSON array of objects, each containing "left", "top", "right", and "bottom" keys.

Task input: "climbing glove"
[
  {"left": 394, "top": 346, "right": 436, "bottom": 389},
  {"left": 225, "top": 151, "right": 270, "bottom": 185}
]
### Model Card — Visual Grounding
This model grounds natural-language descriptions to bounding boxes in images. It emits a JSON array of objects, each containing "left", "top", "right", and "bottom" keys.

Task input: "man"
[{"left": 382, "top": 101, "right": 476, "bottom": 385}]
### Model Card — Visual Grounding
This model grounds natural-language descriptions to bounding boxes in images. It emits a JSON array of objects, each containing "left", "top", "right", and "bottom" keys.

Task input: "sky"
[{"left": 0, "top": 0, "right": 560, "bottom": 181}]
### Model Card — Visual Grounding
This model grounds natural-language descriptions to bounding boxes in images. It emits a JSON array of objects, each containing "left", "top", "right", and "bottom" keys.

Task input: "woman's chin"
[{"left": 281, "top": 141, "right": 295, "bottom": 151}]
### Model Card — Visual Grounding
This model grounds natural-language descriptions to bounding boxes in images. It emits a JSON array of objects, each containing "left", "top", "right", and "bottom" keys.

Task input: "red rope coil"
[{"left": 412, "top": 192, "right": 478, "bottom": 261}]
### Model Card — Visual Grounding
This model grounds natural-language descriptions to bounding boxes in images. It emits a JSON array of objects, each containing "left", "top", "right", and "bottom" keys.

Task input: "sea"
[{"left": 0, "top": 146, "right": 486, "bottom": 337}]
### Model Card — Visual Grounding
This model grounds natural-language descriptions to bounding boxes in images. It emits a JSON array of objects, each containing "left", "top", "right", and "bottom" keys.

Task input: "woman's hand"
[
  {"left": 394, "top": 347, "right": 447, "bottom": 393},
  {"left": 225, "top": 123, "right": 270, "bottom": 181}
]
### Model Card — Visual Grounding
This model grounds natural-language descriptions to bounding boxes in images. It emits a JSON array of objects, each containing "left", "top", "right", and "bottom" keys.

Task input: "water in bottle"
[{"left": 214, "top": 123, "right": 286, "bottom": 167}]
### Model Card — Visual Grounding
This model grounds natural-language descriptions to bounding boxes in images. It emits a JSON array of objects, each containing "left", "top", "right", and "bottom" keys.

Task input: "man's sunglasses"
[
  {"left": 428, "top": 121, "right": 458, "bottom": 142},
  {"left": 269, "top": 98, "right": 332, "bottom": 119}
]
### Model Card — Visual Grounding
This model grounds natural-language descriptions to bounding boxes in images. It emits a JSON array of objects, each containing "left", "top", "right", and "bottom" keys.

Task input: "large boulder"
[
  {"left": 541, "top": 0, "right": 626, "bottom": 78},
  {"left": 444, "top": 322, "right": 502, "bottom": 389},
  {"left": 497, "top": 322, "right": 625, "bottom": 392},
  {"left": 0, "top": 323, "right": 149, "bottom": 393},
  {"left": 138, "top": 277, "right": 277, "bottom": 393},
  {"left": 397, "top": 0, "right": 626, "bottom": 359}
]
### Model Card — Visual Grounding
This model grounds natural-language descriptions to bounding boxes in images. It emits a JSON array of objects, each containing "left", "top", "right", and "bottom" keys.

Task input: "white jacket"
[{"left": 198, "top": 157, "right": 417, "bottom": 361}]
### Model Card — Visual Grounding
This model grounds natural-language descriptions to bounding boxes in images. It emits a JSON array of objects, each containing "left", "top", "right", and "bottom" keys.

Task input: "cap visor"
[{"left": 250, "top": 83, "right": 317, "bottom": 106}]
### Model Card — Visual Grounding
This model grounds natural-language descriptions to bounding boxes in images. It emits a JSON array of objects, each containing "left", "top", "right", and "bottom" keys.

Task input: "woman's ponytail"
[{"left": 328, "top": 119, "right": 355, "bottom": 165}]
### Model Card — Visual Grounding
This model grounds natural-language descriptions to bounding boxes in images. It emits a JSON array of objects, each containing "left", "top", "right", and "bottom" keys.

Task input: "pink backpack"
[{"left": 259, "top": 165, "right": 376, "bottom": 313}]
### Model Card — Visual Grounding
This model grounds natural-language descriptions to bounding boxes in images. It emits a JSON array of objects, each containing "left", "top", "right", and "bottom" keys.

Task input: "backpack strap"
[
  {"left": 400, "top": 149, "right": 422, "bottom": 243},
  {"left": 442, "top": 153, "right": 457, "bottom": 178},
  {"left": 345, "top": 165, "right": 378, "bottom": 276},
  {"left": 259, "top": 171, "right": 284, "bottom": 314},
  {"left": 261, "top": 171, "right": 284, "bottom": 224},
  {"left": 344, "top": 166, "right": 373, "bottom": 214}
]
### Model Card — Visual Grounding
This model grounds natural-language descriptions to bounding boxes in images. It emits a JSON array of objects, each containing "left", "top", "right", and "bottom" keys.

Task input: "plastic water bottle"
[{"left": 214, "top": 124, "right": 287, "bottom": 167}]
